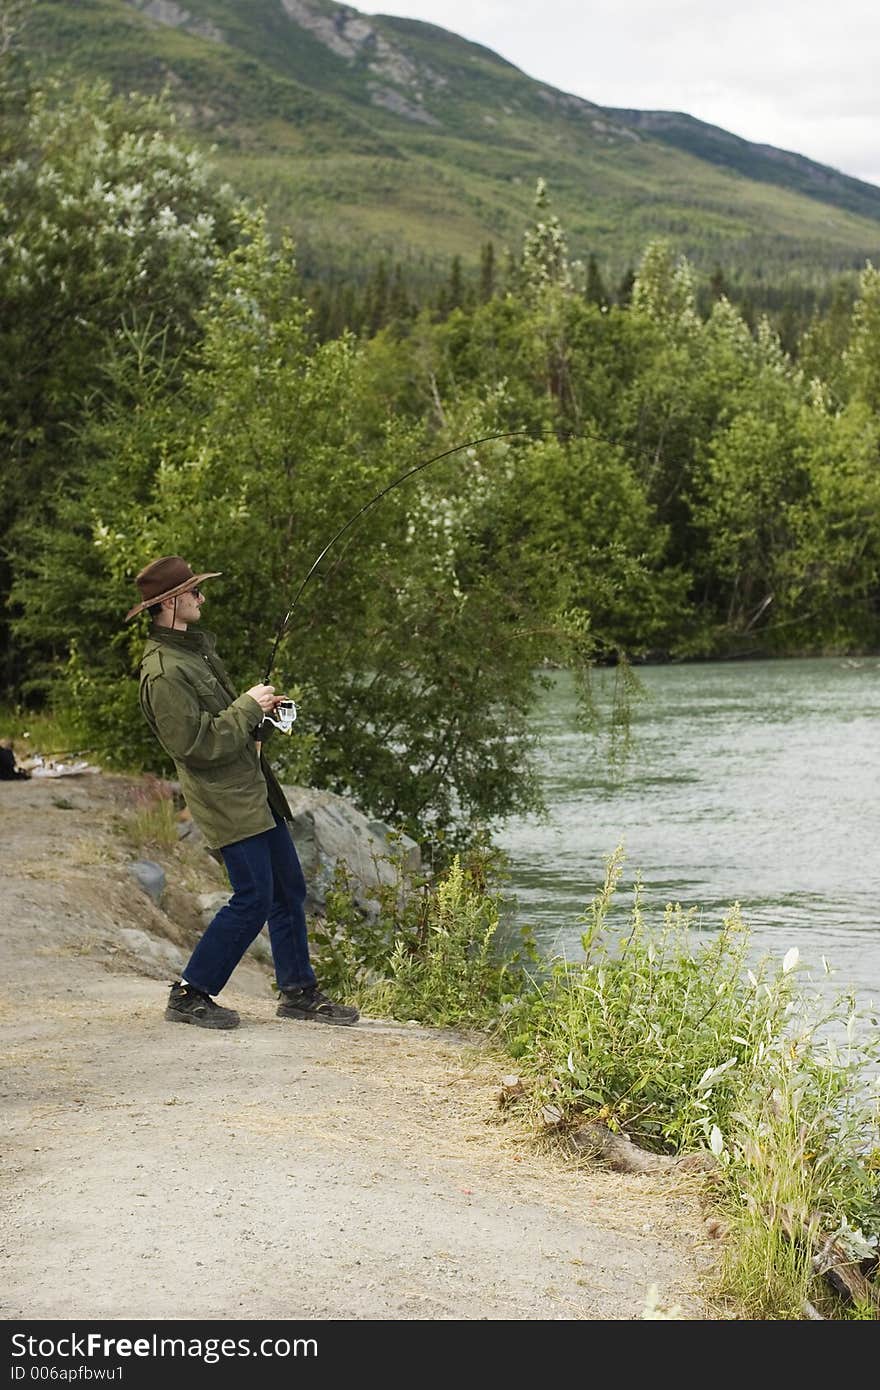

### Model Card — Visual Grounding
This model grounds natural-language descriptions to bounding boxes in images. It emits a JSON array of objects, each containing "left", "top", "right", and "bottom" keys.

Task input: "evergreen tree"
[
  {"left": 709, "top": 263, "right": 728, "bottom": 301},
  {"left": 520, "top": 178, "right": 573, "bottom": 293},
  {"left": 844, "top": 261, "right": 880, "bottom": 412},
  {"left": 479, "top": 241, "right": 496, "bottom": 302},
  {"left": 338, "top": 282, "right": 358, "bottom": 336},
  {"left": 365, "top": 258, "right": 390, "bottom": 336},
  {"left": 447, "top": 254, "right": 464, "bottom": 312},
  {"left": 584, "top": 253, "right": 607, "bottom": 308},
  {"left": 387, "top": 262, "right": 412, "bottom": 334},
  {"left": 616, "top": 266, "right": 636, "bottom": 306},
  {"left": 632, "top": 241, "right": 699, "bottom": 333}
]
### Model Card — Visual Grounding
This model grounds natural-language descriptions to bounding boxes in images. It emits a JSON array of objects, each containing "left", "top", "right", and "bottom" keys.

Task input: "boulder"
[
  {"left": 127, "top": 859, "right": 166, "bottom": 905},
  {"left": 117, "top": 927, "right": 185, "bottom": 974},
  {"left": 281, "top": 785, "right": 421, "bottom": 919}
]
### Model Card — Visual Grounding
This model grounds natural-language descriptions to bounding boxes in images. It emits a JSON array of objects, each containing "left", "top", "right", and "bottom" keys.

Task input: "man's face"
[
  {"left": 157, "top": 580, "right": 207, "bottom": 628},
  {"left": 174, "top": 586, "right": 204, "bottom": 625}
]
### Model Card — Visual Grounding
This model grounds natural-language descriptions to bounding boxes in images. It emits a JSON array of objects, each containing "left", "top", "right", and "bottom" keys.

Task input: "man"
[{"left": 127, "top": 555, "right": 358, "bottom": 1030}]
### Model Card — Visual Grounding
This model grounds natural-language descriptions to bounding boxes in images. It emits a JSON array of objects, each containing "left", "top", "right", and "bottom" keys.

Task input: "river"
[{"left": 496, "top": 657, "right": 880, "bottom": 1009}]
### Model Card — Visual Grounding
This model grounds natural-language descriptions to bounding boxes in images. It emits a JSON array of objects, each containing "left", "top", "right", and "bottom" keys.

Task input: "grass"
[
  {"left": 715, "top": 986, "right": 880, "bottom": 1319},
  {"left": 67, "top": 835, "right": 115, "bottom": 867},
  {"left": 317, "top": 841, "right": 880, "bottom": 1319},
  {"left": 311, "top": 843, "right": 528, "bottom": 1027},
  {"left": 123, "top": 792, "right": 180, "bottom": 854},
  {"left": 0, "top": 702, "right": 90, "bottom": 768}
]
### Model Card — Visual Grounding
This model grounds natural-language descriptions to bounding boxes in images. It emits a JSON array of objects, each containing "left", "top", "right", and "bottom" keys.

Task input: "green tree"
[
  {"left": 447, "top": 253, "right": 464, "bottom": 312},
  {"left": 479, "top": 240, "right": 495, "bottom": 303},
  {"left": 615, "top": 266, "right": 636, "bottom": 306},
  {"left": 520, "top": 178, "right": 575, "bottom": 294},
  {"left": 364, "top": 257, "right": 390, "bottom": 335},
  {"left": 14, "top": 225, "right": 596, "bottom": 845},
  {"left": 387, "top": 262, "right": 412, "bottom": 333},
  {"left": 489, "top": 436, "right": 690, "bottom": 655},
  {"left": 708, "top": 263, "right": 728, "bottom": 302},
  {"left": 797, "top": 278, "right": 856, "bottom": 403},
  {"left": 0, "top": 77, "right": 243, "bottom": 692},
  {"left": 0, "top": 0, "right": 31, "bottom": 165},
  {"left": 844, "top": 262, "right": 880, "bottom": 412},
  {"left": 631, "top": 240, "right": 699, "bottom": 337},
  {"left": 584, "top": 253, "right": 607, "bottom": 308}
]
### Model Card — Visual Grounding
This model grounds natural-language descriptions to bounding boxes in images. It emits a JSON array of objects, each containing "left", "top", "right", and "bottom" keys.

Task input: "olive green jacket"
[{"left": 138, "top": 625, "right": 292, "bottom": 850}]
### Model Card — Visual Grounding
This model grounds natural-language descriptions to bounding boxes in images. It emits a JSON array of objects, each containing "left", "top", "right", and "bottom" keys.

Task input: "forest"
[{"left": 2, "top": 71, "right": 879, "bottom": 844}]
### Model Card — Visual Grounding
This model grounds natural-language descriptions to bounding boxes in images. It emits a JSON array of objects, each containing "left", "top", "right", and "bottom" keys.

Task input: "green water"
[{"left": 496, "top": 657, "right": 879, "bottom": 1006}]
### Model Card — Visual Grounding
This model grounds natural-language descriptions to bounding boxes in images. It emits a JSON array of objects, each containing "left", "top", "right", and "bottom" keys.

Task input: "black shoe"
[
  {"left": 165, "top": 981, "right": 239, "bottom": 1030},
  {"left": 276, "top": 985, "right": 359, "bottom": 1026}
]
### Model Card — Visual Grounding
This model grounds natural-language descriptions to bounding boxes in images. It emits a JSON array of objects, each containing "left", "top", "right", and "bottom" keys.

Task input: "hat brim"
[{"left": 125, "top": 571, "right": 222, "bottom": 621}]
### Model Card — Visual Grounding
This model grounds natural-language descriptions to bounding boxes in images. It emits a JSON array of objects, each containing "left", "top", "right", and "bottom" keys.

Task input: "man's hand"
[{"left": 245, "top": 683, "right": 277, "bottom": 713}]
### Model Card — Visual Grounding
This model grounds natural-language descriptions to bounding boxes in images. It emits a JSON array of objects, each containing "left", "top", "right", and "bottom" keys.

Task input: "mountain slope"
[
  {"left": 606, "top": 108, "right": 880, "bottom": 224},
  {"left": 17, "top": 0, "right": 880, "bottom": 282}
]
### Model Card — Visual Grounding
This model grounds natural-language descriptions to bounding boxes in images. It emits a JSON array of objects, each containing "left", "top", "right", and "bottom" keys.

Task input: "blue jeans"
[{"left": 183, "top": 814, "right": 316, "bottom": 997}]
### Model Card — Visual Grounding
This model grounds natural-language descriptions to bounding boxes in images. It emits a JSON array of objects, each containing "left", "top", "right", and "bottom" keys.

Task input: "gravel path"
[{"left": 0, "top": 777, "right": 714, "bottom": 1320}]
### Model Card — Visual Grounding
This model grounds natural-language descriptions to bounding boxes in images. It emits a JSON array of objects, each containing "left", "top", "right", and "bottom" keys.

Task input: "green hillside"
[
  {"left": 17, "top": 0, "right": 880, "bottom": 282},
  {"left": 606, "top": 108, "right": 880, "bottom": 223}
]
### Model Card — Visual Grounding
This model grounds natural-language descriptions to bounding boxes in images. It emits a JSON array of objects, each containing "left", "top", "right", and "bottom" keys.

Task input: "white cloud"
[{"left": 371, "top": 0, "right": 880, "bottom": 185}]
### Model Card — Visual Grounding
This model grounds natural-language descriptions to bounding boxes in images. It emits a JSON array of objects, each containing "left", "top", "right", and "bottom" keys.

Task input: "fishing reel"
[{"left": 264, "top": 698, "right": 297, "bottom": 734}]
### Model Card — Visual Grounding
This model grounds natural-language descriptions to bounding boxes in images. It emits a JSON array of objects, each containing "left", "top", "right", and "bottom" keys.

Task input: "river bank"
[{"left": 0, "top": 772, "right": 714, "bottom": 1321}]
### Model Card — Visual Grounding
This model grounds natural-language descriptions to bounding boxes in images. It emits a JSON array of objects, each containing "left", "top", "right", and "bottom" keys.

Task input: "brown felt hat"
[{"left": 125, "top": 555, "right": 222, "bottom": 621}]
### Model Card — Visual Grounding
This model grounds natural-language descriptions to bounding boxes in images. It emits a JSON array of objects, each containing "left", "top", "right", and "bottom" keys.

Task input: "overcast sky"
[{"left": 372, "top": 0, "right": 880, "bottom": 187}]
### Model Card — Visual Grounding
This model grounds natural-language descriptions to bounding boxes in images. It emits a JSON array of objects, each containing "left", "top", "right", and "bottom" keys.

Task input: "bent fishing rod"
[
  {"left": 262, "top": 427, "right": 543, "bottom": 683},
  {"left": 261, "top": 418, "right": 709, "bottom": 685}
]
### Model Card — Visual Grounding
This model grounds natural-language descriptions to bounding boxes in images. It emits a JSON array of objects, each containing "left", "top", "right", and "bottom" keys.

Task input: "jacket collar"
[{"left": 146, "top": 624, "right": 217, "bottom": 655}]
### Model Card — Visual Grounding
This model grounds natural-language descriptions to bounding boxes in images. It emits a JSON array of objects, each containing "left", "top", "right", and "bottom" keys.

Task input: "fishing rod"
[
  {"left": 262, "top": 427, "right": 542, "bottom": 683},
  {"left": 19, "top": 736, "right": 99, "bottom": 758},
  {"left": 260, "top": 416, "right": 720, "bottom": 686}
]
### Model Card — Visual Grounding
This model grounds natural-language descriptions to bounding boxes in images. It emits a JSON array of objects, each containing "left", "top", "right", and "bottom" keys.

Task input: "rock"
[
  {"left": 176, "top": 816, "right": 203, "bottom": 843},
  {"left": 117, "top": 927, "right": 184, "bottom": 973},
  {"left": 127, "top": 859, "right": 166, "bottom": 905},
  {"left": 570, "top": 1122, "right": 673, "bottom": 1172},
  {"left": 366, "top": 821, "right": 421, "bottom": 874},
  {"left": 248, "top": 936, "right": 272, "bottom": 966},
  {"left": 676, "top": 1151, "right": 722, "bottom": 1175},
  {"left": 281, "top": 785, "right": 421, "bottom": 920},
  {"left": 196, "top": 891, "right": 230, "bottom": 928}
]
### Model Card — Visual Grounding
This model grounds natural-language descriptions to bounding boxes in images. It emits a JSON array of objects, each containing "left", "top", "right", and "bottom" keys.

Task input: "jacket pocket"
[{"left": 188, "top": 676, "right": 230, "bottom": 715}]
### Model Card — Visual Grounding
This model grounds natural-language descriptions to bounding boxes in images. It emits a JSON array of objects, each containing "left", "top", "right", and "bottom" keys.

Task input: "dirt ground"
[{"left": 0, "top": 774, "right": 717, "bottom": 1321}]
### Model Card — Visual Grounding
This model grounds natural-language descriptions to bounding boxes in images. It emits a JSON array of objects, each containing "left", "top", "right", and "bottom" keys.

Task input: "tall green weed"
[
  {"left": 306, "top": 839, "right": 880, "bottom": 1316},
  {"left": 310, "top": 847, "right": 531, "bottom": 1028},
  {"left": 502, "top": 846, "right": 790, "bottom": 1153},
  {"left": 717, "top": 984, "right": 880, "bottom": 1318}
]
